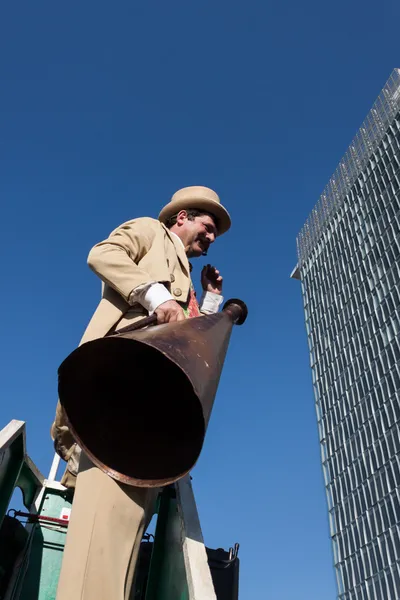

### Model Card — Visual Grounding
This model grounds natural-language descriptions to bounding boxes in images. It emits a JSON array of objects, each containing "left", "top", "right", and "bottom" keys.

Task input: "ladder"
[{"left": 0, "top": 420, "right": 238, "bottom": 600}]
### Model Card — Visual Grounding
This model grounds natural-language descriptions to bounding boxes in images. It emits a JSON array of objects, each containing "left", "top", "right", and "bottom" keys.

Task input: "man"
[{"left": 53, "top": 185, "right": 231, "bottom": 600}]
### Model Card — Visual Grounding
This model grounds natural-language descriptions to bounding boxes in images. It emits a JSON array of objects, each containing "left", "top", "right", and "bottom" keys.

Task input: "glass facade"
[{"left": 296, "top": 70, "right": 400, "bottom": 599}]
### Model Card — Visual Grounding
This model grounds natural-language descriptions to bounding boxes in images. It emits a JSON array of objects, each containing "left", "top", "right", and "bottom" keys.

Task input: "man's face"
[{"left": 177, "top": 212, "right": 218, "bottom": 257}]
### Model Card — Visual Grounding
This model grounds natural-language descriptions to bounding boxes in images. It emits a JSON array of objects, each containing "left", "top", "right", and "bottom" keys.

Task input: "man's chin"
[{"left": 188, "top": 245, "right": 204, "bottom": 258}]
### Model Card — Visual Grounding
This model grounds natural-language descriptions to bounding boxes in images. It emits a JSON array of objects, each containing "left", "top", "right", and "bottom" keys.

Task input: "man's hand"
[
  {"left": 155, "top": 300, "right": 186, "bottom": 324},
  {"left": 201, "top": 264, "right": 223, "bottom": 295}
]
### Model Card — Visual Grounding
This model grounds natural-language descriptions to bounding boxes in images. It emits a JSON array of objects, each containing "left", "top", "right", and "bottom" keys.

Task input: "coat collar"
[{"left": 161, "top": 223, "right": 190, "bottom": 275}]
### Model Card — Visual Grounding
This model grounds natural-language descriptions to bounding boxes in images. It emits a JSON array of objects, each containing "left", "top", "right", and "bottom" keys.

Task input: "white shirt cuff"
[
  {"left": 129, "top": 282, "right": 173, "bottom": 314},
  {"left": 199, "top": 291, "right": 223, "bottom": 314}
]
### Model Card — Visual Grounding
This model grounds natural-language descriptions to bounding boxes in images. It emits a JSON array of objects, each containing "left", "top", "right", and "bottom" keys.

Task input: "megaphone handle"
[{"left": 107, "top": 313, "right": 158, "bottom": 337}]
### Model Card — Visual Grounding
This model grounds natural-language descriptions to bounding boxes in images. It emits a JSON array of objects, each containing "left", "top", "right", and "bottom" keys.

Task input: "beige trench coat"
[{"left": 51, "top": 217, "right": 193, "bottom": 485}]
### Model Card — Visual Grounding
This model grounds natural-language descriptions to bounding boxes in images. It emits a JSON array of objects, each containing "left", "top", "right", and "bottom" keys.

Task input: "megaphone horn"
[{"left": 58, "top": 298, "right": 248, "bottom": 488}]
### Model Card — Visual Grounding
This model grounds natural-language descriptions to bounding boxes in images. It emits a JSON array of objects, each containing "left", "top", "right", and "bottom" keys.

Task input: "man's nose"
[{"left": 206, "top": 232, "right": 216, "bottom": 244}]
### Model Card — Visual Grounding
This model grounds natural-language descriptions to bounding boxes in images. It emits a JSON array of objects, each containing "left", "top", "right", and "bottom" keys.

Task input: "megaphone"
[{"left": 58, "top": 299, "right": 247, "bottom": 488}]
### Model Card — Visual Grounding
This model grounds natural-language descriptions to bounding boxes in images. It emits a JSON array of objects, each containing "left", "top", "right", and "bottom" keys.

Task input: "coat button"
[
  {"left": 170, "top": 274, "right": 175, "bottom": 283},
  {"left": 174, "top": 288, "right": 182, "bottom": 297}
]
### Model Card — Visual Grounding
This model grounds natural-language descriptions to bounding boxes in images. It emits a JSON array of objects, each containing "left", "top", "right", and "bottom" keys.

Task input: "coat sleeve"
[{"left": 87, "top": 218, "right": 162, "bottom": 302}]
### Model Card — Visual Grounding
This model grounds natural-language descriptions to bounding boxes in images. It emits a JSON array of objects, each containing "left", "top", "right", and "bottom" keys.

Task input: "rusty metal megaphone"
[{"left": 58, "top": 299, "right": 247, "bottom": 488}]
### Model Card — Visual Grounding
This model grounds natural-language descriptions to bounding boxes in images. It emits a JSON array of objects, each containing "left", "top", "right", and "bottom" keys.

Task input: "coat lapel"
[{"left": 162, "top": 225, "right": 190, "bottom": 276}]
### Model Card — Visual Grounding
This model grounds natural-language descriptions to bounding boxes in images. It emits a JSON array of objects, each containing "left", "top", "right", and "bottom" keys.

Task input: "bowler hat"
[{"left": 158, "top": 186, "right": 231, "bottom": 235}]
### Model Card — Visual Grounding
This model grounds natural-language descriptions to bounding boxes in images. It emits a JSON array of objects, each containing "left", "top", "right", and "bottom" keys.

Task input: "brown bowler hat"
[{"left": 158, "top": 186, "right": 231, "bottom": 235}]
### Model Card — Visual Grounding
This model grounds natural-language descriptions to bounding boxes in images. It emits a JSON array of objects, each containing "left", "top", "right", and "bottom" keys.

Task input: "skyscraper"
[{"left": 293, "top": 69, "right": 400, "bottom": 600}]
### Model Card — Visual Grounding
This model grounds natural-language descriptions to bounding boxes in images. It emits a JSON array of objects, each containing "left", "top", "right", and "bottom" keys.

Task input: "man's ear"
[{"left": 176, "top": 210, "right": 188, "bottom": 226}]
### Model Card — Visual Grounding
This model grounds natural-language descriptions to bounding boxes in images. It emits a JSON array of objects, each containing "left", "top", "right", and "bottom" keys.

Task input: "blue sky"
[{"left": 1, "top": 1, "right": 400, "bottom": 598}]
